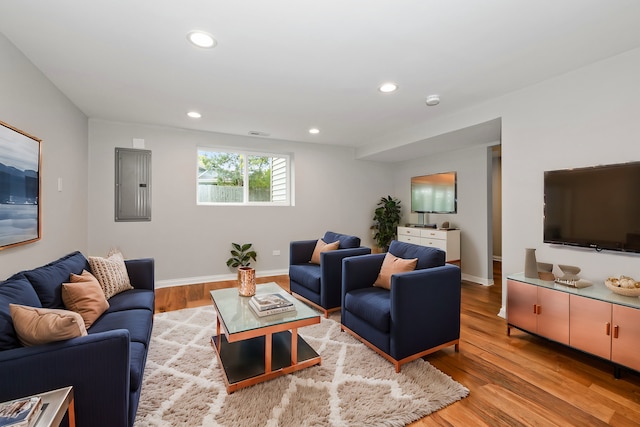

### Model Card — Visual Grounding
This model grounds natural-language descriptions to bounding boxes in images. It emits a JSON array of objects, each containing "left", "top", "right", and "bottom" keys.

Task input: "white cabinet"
[{"left": 397, "top": 227, "right": 460, "bottom": 263}]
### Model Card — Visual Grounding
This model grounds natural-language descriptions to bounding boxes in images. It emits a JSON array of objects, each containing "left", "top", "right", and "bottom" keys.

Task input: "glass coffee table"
[{"left": 209, "top": 282, "right": 321, "bottom": 393}]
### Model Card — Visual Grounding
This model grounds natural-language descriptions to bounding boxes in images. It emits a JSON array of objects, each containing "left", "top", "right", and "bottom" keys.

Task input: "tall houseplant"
[
  {"left": 226, "top": 243, "right": 257, "bottom": 296},
  {"left": 373, "top": 196, "right": 402, "bottom": 252}
]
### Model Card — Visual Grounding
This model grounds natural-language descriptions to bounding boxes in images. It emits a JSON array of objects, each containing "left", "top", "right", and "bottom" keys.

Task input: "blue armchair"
[
  {"left": 341, "top": 240, "right": 461, "bottom": 372},
  {"left": 289, "top": 231, "right": 371, "bottom": 317}
]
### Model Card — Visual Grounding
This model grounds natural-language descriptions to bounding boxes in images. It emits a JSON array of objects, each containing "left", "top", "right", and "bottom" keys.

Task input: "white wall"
[
  {"left": 500, "top": 47, "right": 640, "bottom": 310},
  {"left": 492, "top": 150, "right": 502, "bottom": 259},
  {"left": 377, "top": 46, "right": 640, "bottom": 314},
  {"left": 88, "top": 120, "right": 392, "bottom": 285},
  {"left": 0, "top": 33, "right": 88, "bottom": 280},
  {"left": 393, "top": 144, "right": 496, "bottom": 284}
]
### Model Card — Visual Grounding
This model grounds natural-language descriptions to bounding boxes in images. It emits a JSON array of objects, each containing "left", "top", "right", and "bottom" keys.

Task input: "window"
[{"left": 197, "top": 148, "right": 291, "bottom": 205}]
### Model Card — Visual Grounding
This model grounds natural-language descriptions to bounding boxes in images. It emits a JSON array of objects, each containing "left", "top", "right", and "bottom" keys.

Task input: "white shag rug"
[{"left": 134, "top": 305, "right": 468, "bottom": 426}]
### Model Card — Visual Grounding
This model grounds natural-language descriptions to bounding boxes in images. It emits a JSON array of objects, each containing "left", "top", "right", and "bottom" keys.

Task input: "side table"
[
  {"left": 4, "top": 386, "right": 76, "bottom": 427},
  {"left": 36, "top": 387, "right": 74, "bottom": 427}
]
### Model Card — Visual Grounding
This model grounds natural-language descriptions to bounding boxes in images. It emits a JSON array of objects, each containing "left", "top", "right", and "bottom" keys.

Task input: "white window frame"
[{"left": 197, "top": 146, "right": 292, "bottom": 206}]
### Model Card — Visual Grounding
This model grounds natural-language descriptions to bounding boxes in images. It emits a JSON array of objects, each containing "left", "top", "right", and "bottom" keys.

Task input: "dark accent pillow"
[
  {"left": 388, "top": 240, "right": 445, "bottom": 270},
  {"left": 22, "top": 251, "right": 90, "bottom": 308},
  {"left": 0, "top": 277, "right": 42, "bottom": 350},
  {"left": 323, "top": 231, "right": 360, "bottom": 249}
]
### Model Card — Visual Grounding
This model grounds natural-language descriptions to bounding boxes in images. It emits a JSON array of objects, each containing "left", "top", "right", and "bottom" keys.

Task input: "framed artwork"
[{"left": 0, "top": 120, "right": 41, "bottom": 250}]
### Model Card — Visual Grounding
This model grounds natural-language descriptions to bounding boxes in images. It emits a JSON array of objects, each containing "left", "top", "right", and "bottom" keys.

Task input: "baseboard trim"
[
  {"left": 497, "top": 305, "right": 506, "bottom": 319},
  {"left": 155, "top": 269, "right": 289, "bottom": 289},
  {"left": 157, "top": 269, "right": 495, "bottom": 288},
  {"left": 462, "top": 273, "right": 494, "bottom": 286}
]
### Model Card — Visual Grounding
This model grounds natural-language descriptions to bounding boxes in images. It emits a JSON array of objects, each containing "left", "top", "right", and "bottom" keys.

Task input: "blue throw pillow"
[
  {"left": 0, "top": 276, "right": 42, "bottom": 350},
  {"left": 388, "top": 240, "right": 445, "bottom": 270},
  {"left": 323, "top": 231, "right": 360, "bottom": 249},
  {"left": 22, "top": 251, "right": 90, "bottom": 308}
]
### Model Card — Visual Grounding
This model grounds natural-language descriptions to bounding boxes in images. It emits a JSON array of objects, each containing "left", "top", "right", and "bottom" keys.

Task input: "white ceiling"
[{"left": 1, "top": 1, "right": 640, "bottom": 161}]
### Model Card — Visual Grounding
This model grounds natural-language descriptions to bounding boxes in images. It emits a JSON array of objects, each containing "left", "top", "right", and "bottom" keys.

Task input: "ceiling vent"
[{"left": 248, "top": 131, "right": 270, "bottom": 137}]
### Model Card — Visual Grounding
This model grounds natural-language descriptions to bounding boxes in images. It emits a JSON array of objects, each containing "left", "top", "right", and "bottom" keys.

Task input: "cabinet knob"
[
  {"left": 605, "top": 322, "right": 611, "bottom": 336},
  {"left": 613, "top": 325, "right": 619, "bottom": 339}
]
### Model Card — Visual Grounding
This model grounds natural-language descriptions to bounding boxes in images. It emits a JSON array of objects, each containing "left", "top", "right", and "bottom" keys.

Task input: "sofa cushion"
[
  {"left": 323, "top": 231, "right": 360, "bottom": 249},
  {"left": 106, "top": 289, "right": 155, "bottom": 313},
  {"left": 89, "top": 251, "right": 134, "bottom": 299},
  {"left": 22, "top": 251, "right": 90, "bottom": 309},
  {"left": 309, "top": 239, "right": 339, "bottom": 264},
  {"left": 129, "top": 341, "right": 147, "bottom": 391},
  {"left": 344, "top": 287, "right": 391, "bottom": 333},
  {"left": 0, "top": 277, "right": 42, "bottom": 350},
  {"left": 373, "top": 252, "right": 418, "bottom": 290},
  {"left": 88, "top": 309, "right": 153, "bottom": 346},
  {"left": 62, "top": 270, "right": 110, "bottom": 328},
  {"left": 10, "top": 304, "right": 87, "bottom": 346},
  {"left": 388, "top": 240, "right": 445, "bottom": 270},
  {"left": 289, "top": 264, "right": 321, "bottom": 294}
]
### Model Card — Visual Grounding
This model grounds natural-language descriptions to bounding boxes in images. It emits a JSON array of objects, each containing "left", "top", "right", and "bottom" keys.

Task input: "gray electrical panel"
[{"left": 115, "top": 147, "right": 151, "bottom": 221}]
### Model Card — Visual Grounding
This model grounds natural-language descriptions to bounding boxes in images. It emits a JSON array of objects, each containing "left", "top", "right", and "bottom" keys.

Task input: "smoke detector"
[{"left": 425, "top": 95, "right": 440, "bottom": 106}]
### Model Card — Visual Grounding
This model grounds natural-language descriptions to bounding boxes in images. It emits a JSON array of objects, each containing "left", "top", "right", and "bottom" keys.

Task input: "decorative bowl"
[{"left": 605, "top": 278, "right": 640, "bottom": 297}]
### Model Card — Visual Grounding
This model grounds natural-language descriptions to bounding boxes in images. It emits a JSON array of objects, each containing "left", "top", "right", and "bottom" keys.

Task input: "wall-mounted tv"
[
  {"left": 411, "top": 172, "right": 457, "bottom": 214},
  {"left": 544, "top": 161, "right": 640, "bottom": 253}
]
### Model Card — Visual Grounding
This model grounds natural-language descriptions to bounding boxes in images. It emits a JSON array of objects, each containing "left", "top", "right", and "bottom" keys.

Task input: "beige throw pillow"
[
  {"left": 309, "top": 239, "right": 340, "bottom": 265},
  {"left": 9, "top": 304, "right": 87, "bottom": 347},
  {"left": 62, "top": 270, "right": 110, "bottom": 328},
  {"left": 373, "top": 252, "right": 418, "bottom": 290},
  {"left": 88, "top": 250, "right": 133, "bottom": 299}
]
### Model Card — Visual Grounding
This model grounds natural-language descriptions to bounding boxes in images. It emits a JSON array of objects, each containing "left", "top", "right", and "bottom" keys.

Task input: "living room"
[
  {"left": 1, "top": 13, "right": 639, "bottom": 311},
  {"left": 2, "top": 2, "right": 640, "bottom": 425}
]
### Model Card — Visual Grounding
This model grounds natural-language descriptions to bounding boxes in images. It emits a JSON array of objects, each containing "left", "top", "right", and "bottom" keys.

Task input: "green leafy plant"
[
  {"left": 373, "top": 196, "right": 402, "bottom": 252},
  {"left": 226, "top": 242, "right": 257, "bottom": 268}
]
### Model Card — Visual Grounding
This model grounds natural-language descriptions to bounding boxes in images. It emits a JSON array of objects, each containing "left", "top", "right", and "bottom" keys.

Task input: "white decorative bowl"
[{"left": 605, "top": 279, "right": 640, "bottom": 297}]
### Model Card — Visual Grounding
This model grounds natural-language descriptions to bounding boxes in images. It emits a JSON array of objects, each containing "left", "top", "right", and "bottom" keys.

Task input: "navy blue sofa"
[
  {"left": 0, "top": 251, "right": 154, "bottom": 427},
  {"left": 289, "top": 231, "right": 371, "bottom": 316},
  {"left": 341, "top": 240, "right": 461, "bottom": 372}
]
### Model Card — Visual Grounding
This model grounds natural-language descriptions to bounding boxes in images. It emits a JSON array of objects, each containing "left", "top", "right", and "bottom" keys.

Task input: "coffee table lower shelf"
[{"left": 211, "top": 330, "right": 321, "bottom": 393}]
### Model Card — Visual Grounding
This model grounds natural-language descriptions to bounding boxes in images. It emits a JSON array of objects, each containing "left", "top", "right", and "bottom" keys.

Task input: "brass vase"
[{"left": 237, "top": 266, "right": 256, "bottom": 296}]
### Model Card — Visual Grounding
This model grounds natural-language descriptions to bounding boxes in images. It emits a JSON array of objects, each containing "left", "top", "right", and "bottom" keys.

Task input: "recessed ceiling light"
[
  {"left": 309, "top": 128, "right": 320, "bottom": 134},
  {"left": 378, "top": 82, "right": 398, "bottom": 93},
  {"left": 187, "top": 31, "right": 216, "bottom": 48},
  {"left": 187, "top": 111, "right": 202, "bottom": 118},
  {"left": 425, "top": 94, "right": 440, "bottom": 106}
]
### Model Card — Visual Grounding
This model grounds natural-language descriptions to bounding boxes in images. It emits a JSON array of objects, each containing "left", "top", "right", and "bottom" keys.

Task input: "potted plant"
[
  {"left": 372, "top": 196, "right": 402, "bottom": 252},
  {"left": 226, "top": 243, "right": 258, "bottom": 296}
]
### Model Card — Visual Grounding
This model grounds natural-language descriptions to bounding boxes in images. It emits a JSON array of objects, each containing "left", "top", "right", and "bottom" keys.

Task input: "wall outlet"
[{"left": 272, "top": 250, "right": 281, "bottom": 256}]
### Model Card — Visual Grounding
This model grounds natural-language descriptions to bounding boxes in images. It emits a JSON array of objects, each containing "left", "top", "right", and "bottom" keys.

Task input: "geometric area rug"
[{"left": 134, "top": 305, "right": 469, "bottom": 427}]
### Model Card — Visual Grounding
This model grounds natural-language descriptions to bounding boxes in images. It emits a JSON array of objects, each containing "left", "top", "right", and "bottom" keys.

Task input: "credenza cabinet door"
[
  {"left": 507, "top": 279, "right": 538, "bottom": 333},
  {"left": 611, "top": 304, "right": 640, "bottom": 372},
  {"left": 569, "top": 295, "right": 611, "bottom": 360},
  {"left": 537, "top": 287, "right": 569, "bottom": 344},
  {"left": 507, "top": 280, "right": 569, "bottom": 344}
]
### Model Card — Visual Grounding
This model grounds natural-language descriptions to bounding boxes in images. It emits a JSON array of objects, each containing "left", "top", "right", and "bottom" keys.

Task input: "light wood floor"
[{"left": 154, "top": 263, "right": 640, "bottom": 426}]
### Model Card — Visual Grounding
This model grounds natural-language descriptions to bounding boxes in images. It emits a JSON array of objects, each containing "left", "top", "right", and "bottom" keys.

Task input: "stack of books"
[
  {"left": 249, "top": 293, "right": 296, "bottom": 317},
  {"left": 0, "top": 395, "right": 43, "bottom": 427}
]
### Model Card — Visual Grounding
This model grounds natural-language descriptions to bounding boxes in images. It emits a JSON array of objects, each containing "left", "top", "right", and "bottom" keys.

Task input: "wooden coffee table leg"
[
  {"left": 291, "top": 328, "right": 298, "bottom": 365},
  {"left": 265, "top": 332, "right": 272, "bottom": 373},
  {"left": 68, "top": 397, "right": 76, "bottom": 427}
]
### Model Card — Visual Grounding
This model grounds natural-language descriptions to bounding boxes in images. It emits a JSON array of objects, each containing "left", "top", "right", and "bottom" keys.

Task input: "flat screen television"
[
  {"left": 543, "top": 161, "right": 640, "bottom": 253},
  {"left": 411, "top": 172, "right": 457, "bottom": 214}
]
